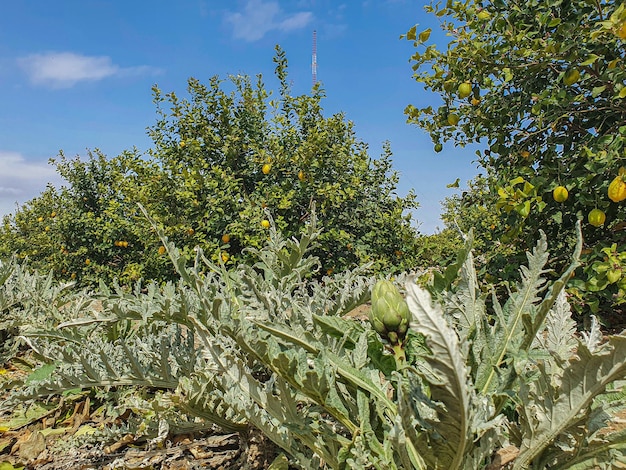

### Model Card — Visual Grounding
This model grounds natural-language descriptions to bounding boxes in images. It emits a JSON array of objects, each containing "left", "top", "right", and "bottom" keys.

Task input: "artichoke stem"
[{"left": 392, "top": 343, "right": 406, "bottom": 370}]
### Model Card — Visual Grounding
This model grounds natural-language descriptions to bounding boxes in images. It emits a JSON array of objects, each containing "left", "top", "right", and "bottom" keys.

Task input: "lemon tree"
[
  {"left": 0, "top": 151, "right": 174, "bottom": 285},
  {"left": 405, "top": 0, "right": 626, "bottom": 319},
  {"left": 0, "top": 48, "right": 420, "bottom": 284}
]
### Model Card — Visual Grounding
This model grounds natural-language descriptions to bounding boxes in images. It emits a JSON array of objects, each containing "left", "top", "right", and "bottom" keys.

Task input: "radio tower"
[{"left": 312, "top": 30, "right": 317, "bottom": 86}]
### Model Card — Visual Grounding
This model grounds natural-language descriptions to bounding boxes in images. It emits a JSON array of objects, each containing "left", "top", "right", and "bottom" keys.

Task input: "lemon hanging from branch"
[
  {"left": 553, "top": 186, "right": 569, "bottom": 203},
  {"left": 457, "top": 82, "right": 472, "bottom": 99},
  {"left": 588, "top": 208, "right": 606, "bottom": 227},
  {"left": 608, "top": 170, "right": 626, "bottom": 202}
]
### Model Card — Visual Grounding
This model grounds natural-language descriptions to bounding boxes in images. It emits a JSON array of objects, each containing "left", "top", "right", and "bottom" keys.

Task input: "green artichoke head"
[{"left": 369, "top": 280, "right": 410, "bottom": 344}]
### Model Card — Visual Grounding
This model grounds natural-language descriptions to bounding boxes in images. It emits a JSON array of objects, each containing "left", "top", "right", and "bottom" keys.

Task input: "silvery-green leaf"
[
  {"left": 582, "top": 315, "right": 603, "bottom": 353},
  {"left": 515, "top": 336, "right": 626, "bottom": 469},
  {"left": 405, "top": 281, "right": 471, "bottom": 470}
]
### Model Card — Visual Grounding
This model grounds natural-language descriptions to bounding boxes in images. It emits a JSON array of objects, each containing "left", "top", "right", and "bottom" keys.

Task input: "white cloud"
[
  {"left": 225, "top": 0, "right": 313, "bottom": 41},
  {"left": 278, "top": 12, "right": 313, "bottom": 32},
  {"left": 0, "top": 151, "right": 62, "bottom": 217},
  {"left": 18, "top": 52, "right": 160, "bottom": 88}
]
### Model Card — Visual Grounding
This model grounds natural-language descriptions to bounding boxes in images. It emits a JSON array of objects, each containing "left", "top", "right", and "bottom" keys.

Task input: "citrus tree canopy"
[
  {"left": 0, "top": 48, "right": 420, "bottom": 285},
  {"left": 406, "top": 0, "right": 626, "bottom": 317}
]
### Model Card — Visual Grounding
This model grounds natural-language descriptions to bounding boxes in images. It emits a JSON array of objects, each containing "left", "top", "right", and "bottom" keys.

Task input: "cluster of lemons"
[{"left": 551, "top": 168, "right": 626, "bottom": 227}]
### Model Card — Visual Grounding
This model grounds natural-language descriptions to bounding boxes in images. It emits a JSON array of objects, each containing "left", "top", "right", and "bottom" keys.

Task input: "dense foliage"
[
  {"left": 2, "top": 216, "right": 626, "bottom": 468},
  {"left": 0, "top": 48, "right": 420, "bottom": 285},
  {"left": 405, "top": 0, "right": 626, "bottom": 320}
]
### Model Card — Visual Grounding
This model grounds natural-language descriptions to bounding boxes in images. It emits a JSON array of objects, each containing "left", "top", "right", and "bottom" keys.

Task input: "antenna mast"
[{"left": 312, "top": 30, "right": 317, "bottom": 86}]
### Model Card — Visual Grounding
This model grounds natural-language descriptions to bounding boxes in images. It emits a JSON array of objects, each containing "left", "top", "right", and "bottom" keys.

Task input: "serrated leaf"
[
  {"left": 443, "top": 231, "right": 483, "bottom": 338},
  {"left": 475, "top": 233, "right": 550, "bottom": 395},
  {"left": 405, "top": 281, "right": 470, "bottom": 470},
  {"left": 582, "top": 315, "right": 603, "bottom": 353},
  {"left": 532, "top": 291, "right": 577, "bottom": 364},
  {"left": 254, "top": 320, "right": 397, "bottom": 414},
  {"left": 514, "top": 336, "right": 626, "bottom": 469},
  {"left": 25, "top": 363, "right": 57, "bottom": 384},
  {"left": 312, "top": 314, "right": 365, "bottom": 347}
]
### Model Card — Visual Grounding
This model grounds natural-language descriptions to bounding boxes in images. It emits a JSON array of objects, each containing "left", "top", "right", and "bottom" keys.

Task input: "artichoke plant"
[{"left": 369, "top": 279, "right": 410, "bottom": 366}]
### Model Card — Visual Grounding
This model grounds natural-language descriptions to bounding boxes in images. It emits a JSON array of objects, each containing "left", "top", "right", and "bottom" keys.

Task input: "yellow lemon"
[
  {"left": 608, "top": 175, "right": 626, "bottom": 202},
  {"left": 563, "top": 68, "right": 580, "bottom": 86},
  {"left": 552, "top": 186, "right": 569, "bottom": 203},
  {"left": 588, "top": 209, "right": 606, "bottom": 227},
  {"left": 458, "top": 82, "right": 472, "bottom": 99}
]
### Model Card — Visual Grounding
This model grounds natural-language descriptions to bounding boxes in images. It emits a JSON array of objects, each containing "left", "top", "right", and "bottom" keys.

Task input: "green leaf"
[
  {"left": 405, "top": 282, "right": 471, "bottom": 470},
  {"left": 406, "top": 25, "right": 417, "bottom": 41},
  {"left": 25, "top": 363, "right": 57, "bottom": 384},
  {"left": 474, "top": 232, "right": 551, "bottom": 396},
  {"left": 514, "top": 337, "right": 626, "bottom": 469},
  {"left": 515, "top": 200, "right": 531, "bottom": 217},
  {"left": 430, "top": 233, "right": 473, "bottom": 296},
  {"left": 553, "top": 428, "right": 626, "bottom": 469},
  {"left": 580, "top": 54, "right": 600, "bottom": 66},
  {"left": 441, "top": 231, "right": 482, "bottom": 339},
  {"left": 268, "top": 453, "right": 290, "bottom": 470},
  {"left": 0, "top": 463, "right": 25, "bottom": 470},
  {"left": 254, "top": 321, "right": 397, "bottom": 414},
  {"left": 312, "top": 314, "right": 364, "bottom": 347},
  {"left": 418, "top": 28, "right": 432, "bottom": 43},
  {"left": 592, "top": 86, "right": 606, "bottom": 97},
  {"left": 447, "top": 178, "right": 461, "bottom": 188}
]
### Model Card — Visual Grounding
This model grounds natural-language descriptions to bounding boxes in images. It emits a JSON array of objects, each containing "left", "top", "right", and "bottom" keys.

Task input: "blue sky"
[{"left": 0, "top": 0, "right": 482, "bottom": 234}]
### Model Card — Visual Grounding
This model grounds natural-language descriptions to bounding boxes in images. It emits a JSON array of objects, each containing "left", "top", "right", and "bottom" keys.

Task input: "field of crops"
[{"left": 2, "top": 218, "right": 626, "bottom": 469}]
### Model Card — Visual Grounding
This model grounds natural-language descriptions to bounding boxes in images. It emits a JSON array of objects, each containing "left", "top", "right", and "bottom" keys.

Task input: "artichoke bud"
[{"left": 369, "top": 280, "right": 410, "bottom": 344}]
